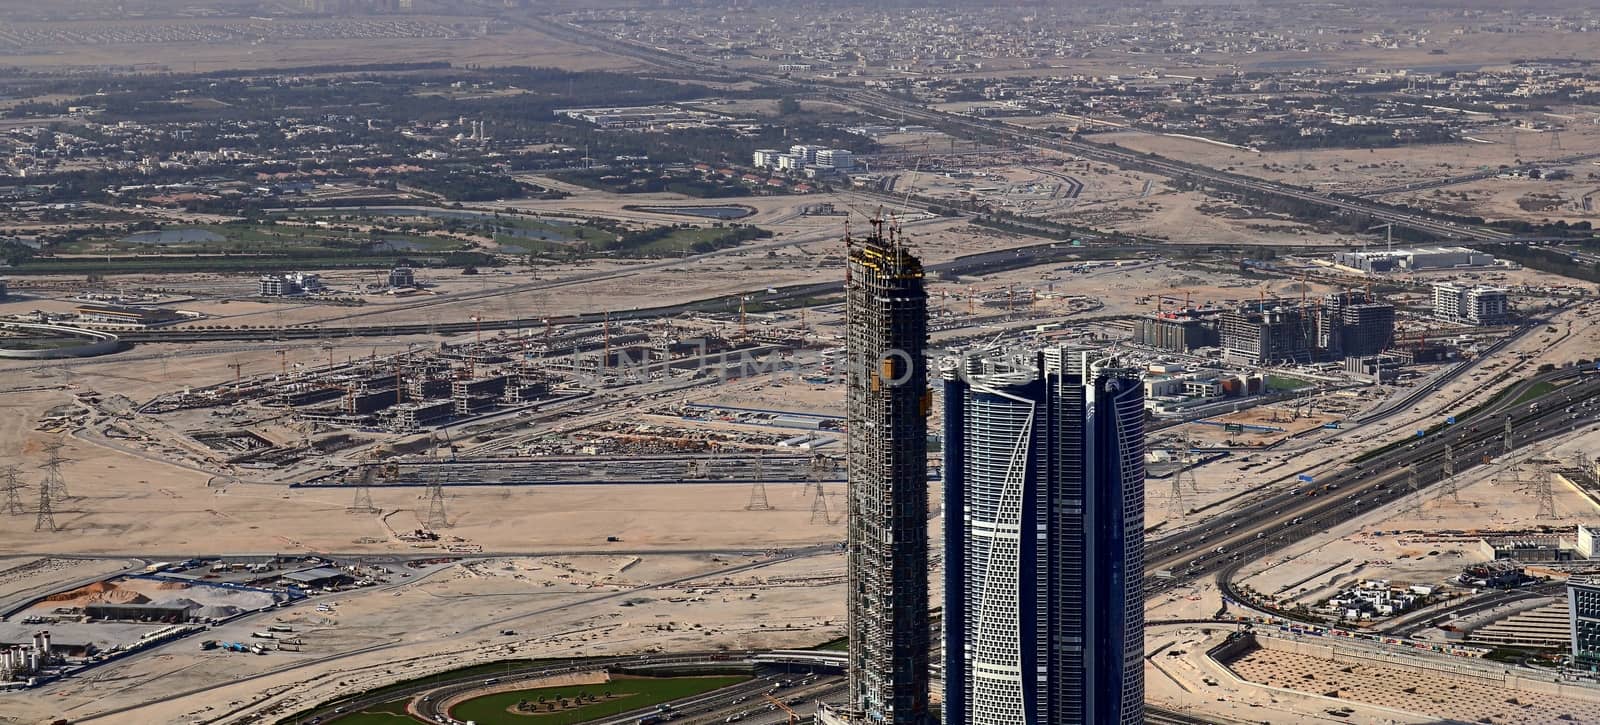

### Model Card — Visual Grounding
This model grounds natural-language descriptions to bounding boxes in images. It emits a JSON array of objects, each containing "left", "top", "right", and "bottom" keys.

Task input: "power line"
[
  {"left": 425, "top": 478, "right": 449, "bottom": 530},
  {"left": 38, "top": 437, "right": 71, "bottom": 502},
  {"left": 1535, "top": 469, "right": 1559, "bottom": 520},
  {"left": 1, "top": 465, "right": 25, "bottom": 516},
  {"left": 34, "top": 477, "right": 55, "bottom": 532},
  {"left": 807, "top": 456, "right": 835, "bottom": 526},
  {"left": 1402, "top": 464, "right": 1426, "bottom": 519},
  {"left": 746, "top": 453, "right": 774, "bottom": 512},
  {"left": 1438, "top": 443, "right": 1462, "bottom": 504}
]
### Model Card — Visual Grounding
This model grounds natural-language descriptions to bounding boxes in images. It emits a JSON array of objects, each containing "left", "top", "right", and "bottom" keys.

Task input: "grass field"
[
  {"left": 59, "top": 222, "right": 466, "bottom": 254},
  {"left": 812, "top": 637, "right": 848, "bottom": 651},
  {"left": 448, "top": 675, "right": 748, "bottom": 725},
  {"left": 1510, "top": 380, "right": 1558, "bottom": 408},
  {"left": 327, "top": 698, "right": 414, "bottom": 724}
]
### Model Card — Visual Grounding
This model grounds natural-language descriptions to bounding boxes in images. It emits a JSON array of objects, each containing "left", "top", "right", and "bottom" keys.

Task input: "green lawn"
[
  {"left": 327, "top": 699, "right": 414, "bottom": 724},
  {"left": 812, "top": 637, "right": 848, "bottom": 651},
  {"left": 1510, "top": 381, "right": 1557, "bottom": 408},
  {"left": 1265, "top": 374, "right": 1312, "bottom": 393},
  {"left": 448, "top": 675, "right": 748, "bottom": 725},
  {"left": 59, "top": 223, "right": 462, "bottom": 255}
]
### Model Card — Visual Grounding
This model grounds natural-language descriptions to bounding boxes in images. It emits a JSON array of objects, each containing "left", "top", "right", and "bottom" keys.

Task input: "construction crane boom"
[{"left": 763, "top": 693, "right": 800, "bottom": 724}]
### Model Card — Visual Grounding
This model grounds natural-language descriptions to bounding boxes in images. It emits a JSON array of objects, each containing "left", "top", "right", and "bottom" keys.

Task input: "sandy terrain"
[
  {"left": 1388, "top": 170, "right": 1600, "bottom": 225},
  {"left": 0, "top": 22, "right": 639, "bottom": 73},
  {"left": 1094, "top": 118, "right": 1600, "bottom": 199}
]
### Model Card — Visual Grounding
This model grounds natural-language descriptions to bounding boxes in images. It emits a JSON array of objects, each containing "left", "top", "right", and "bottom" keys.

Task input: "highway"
[
  {"left": 531, "top": 17, "right": 1516, "bottom": 243},
  {"left": 1148, "top": 367, "right": 1600, "bottom": 596},
  {"left": 108, "top": 236, "right": 1106, "bottom": 345}
]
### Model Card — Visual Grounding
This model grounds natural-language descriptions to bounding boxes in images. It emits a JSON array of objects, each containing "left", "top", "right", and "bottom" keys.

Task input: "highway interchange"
[
  {"left": 26, "top": 20, "right": 1600, "bottom": 725},
  {"left": 1146, "top": 366, "right": 1600, "bottom": 599}
]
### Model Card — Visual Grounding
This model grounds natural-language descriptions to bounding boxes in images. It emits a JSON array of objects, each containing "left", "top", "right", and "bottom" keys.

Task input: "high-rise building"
[
  {"left": 823, "top": 220, "right": 933, "bottom": 725},
  {"left": 942, "top": 349, "right": 1145, "bottom": 725},
  {"left": 1320, "top": 290, "right": 1395, "bottom": 359},
  {"left": 1133, "top": 309, "right": 1220, "bottom": 353},
  {"left": 1219, "top": 302, "right": 1314, "bottom": 365}
]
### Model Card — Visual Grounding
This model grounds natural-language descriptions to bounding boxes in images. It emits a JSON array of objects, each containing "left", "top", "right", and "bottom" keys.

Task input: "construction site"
[{"left": 0, "top": 198, "right": 1595, "bottom": 725}]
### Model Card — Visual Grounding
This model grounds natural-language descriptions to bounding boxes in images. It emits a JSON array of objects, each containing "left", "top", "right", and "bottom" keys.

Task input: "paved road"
[
  {"left": 1149, "top": 367, "right": 1600, "bottom": 594},
  {"left": 533, "top": 18, "right": 1513, "bottom": 243}
]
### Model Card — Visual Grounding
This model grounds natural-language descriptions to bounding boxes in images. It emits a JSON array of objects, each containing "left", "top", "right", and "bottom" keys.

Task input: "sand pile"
[
  {"left": 87, "top": 589, "right": 149, "bottom": 605},
  {"left": 44, "top": 581, "right": 116, "bottom": 604},
  {"left": 195, "top": 604, "right": 243, "bottom": 619}
]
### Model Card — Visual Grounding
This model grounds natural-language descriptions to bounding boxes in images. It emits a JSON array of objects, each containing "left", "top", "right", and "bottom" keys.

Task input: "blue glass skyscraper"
[{"left": 941, "top": 348, "right": 1145, "bottom": 725}]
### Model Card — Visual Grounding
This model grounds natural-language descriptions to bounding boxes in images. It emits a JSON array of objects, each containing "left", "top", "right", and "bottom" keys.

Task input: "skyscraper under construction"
[{"left": 823, "top": 219, "right": 933, "bottom": 725}]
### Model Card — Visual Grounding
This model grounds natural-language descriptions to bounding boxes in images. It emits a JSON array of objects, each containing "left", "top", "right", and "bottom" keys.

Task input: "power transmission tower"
[
  {"left": 1168, "top": 438, "right": 1200, "bottom": 518},
  {"left": 2, "top": 465, "right": 26, "bottom": 515},
  {"left": 349, "top": 464, "right": 378, "bottom": 515},
  {"left": 34, "top": 478, "right": 56, "bottom": 532},
  {"left": 1438, "top": 443, "right": 1462, "bottom": 504},
  {"left": 1402, "top": 464, "right": 1426, "bottom": 518},
  {"left": 805, "top": 454, "right": 834, "bottom": 525},
  {"left": 38, "top": 438, "right": 71, "bottom": 502},
  {"left": 745, "top": 453, "right": 774, "bottom": 511},
  {"left": 809, "top": 479, "right": 832, "bottom": 525},
  {"left": 1504, "top": 416, "right": 1515, "bottom": 456},
  {"left": 425, "top": 451, "right": 451, "bottom": 524},
  {"left": 1535, "top": 469, "right": 1559, "bottom": 520},
  {"left": 425, "top": 477, "right": 449, "bottom": 530}
]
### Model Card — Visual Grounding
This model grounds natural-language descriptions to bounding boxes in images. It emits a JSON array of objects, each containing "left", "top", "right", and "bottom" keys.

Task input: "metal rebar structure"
[
  {"left": 746, "top": 454, "right": 774, "bottom": 512},
  {"left": 840, "top": 217, "right": 932, "bottom": 725},
  {"left": 1536, "top": 469, "right": 1559, "bottom": 520}
]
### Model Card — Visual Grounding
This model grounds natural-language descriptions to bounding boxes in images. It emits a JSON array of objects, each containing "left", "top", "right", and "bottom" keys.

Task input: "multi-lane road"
[
  {"left": 1146, "top": 367, "right": 1600, "bottom": 596},
  {"left": 532, "top": 17, "right": 1522, "bottom": 243}
]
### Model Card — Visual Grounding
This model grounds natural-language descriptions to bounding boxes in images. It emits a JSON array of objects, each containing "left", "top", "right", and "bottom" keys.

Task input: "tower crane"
[{"left": 763, "top": 694, "right": 800, "bottom": 725}]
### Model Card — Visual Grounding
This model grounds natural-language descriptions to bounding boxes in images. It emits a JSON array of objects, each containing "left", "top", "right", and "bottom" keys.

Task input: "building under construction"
[
  {"left": 1220, "top": 291, "right": 1394, "bottom": 366},
  {"left": 825, "top": 219, "right": 933, "bottom": 725},
  {"left": 1133, "top": 308, "right": 1221, "bottom": 353},
  {"left": 1320, "top": 290, "right": 1396, "bottom": 359},
  {"left": 1219, "top": 301, "right": 1317, "bottom": 365}
]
